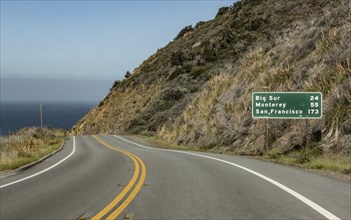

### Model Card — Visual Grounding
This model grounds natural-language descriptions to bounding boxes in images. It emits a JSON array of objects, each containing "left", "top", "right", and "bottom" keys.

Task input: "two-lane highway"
[
  {"left": 1, "top": 136, "right": 139, "bottom": 219},
  {"left": 1, "top": 135, "right": 350, "bottom": 219}
]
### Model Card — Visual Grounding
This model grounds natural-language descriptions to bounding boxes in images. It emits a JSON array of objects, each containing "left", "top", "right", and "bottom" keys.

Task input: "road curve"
[{"left": 0, "top": 135, "right": 350, "bottom": 220}]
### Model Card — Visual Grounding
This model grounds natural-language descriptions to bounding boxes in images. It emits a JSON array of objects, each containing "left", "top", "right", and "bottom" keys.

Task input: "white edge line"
[
  {"left": 0, "top": 136, "right": 76, "bottom": 189},
  {"left": 113, "top": 135, "right": 340, "bottom": 220}
]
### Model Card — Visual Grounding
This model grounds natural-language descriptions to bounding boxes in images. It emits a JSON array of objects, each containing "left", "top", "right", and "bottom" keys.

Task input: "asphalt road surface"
[{"left": 1, "top": 135, "right": 350, "bottom": 220}]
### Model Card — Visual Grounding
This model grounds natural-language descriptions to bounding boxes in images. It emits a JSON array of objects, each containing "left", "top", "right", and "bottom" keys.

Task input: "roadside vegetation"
[
  {"left": 129, "top": 135, "right": 350, "bottom": 181},
  {"left": 129, "top": 135, "right": 200, "bottom": 152},
  {"left": 0, "top": 127, "right": 66, "bottom": 170},
  {"left": 265, "top": 148, "right": 350, "bottom": 175}
]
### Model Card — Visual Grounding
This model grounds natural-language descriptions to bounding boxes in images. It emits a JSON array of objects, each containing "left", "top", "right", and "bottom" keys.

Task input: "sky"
[{"left": 1, "top": 0, "right": 234, "bottom": 102}]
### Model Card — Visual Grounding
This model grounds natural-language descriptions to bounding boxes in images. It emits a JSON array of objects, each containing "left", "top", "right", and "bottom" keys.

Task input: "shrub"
[
  {"left": 202, "top": 48, "right": 217, "bottom": 62},
  {"left": 247, "top": 18, "right": 265, "bottom": 31},
  {"left": 168, "top": 64, "right": 193, "bottom": 80},
  {"left": 161, "top": 89, "right": 183, "bottom": 101},
  {"left": 168, "top": 68, "right": 183, "bottom": 80},
  {"left": 171, "top": 51, "right": 185, "bottom": 66},
  {"left": 220, "top": 30, "right": 235, "bottom": 46},
  {"left": 312, "top": 130, "right": 322, "bottom": 142},
  {"left": 174, "top": 25, "right": 193, "bottom": 40},
  {"left": 195, "top": 21, "right": 206, "bottom": 29},
  {"left": 110, "top": 80, "right": 121, "bottom": 91},
  {"left": 124, "top": 71, "right": 131, "bottom": 78},
  {"left": 309, "top": 145, "right": 324, "bottom": 157},
  {"left": 182, "top": 64, "right": 193, "bottom": 73},
  {"left": 216, "top": 6, "right": 230, "bottom": 17},
  {"left": 189, "top": 67, "right": 210, "bottom": 79},
  {"left": 189, "top": 86, "right": 198, "bottom": 93},
  {"left": 295, "top": 149, "right": 311, "bottom": 164},
  {"left": 267, "top": 149, "right": 282, "bottom": 159}
]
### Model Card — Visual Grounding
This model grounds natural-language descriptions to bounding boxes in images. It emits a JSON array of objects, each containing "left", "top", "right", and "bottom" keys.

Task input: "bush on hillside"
[
  {"left": 124, "top": 71, "right": 131, "bottom": 78},
  {"left": 216, "top": 6, "right": 230, "bottom": 17},
  {"left": 110, "top": 80, "right": 121, "bottom": 91},
  {"left": 171, "top": 51, "right": 185, "bottom": 66},
  {"left": 168, "top": 64, "right": 193, "bottom": 80},
  {"left": 174, "top": 25, "right": 193, "bottom": 40},
  {"left": 202, "top": 48, "right": 217, "bottom": 62},
  {"left": 195, "top": 21, "right": 206, "bottom": 29}
]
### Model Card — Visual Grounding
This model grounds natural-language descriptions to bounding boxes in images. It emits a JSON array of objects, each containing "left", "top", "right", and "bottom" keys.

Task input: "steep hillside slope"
[{"left": 73, "top": 0, "right": 350, "bottom": 157}]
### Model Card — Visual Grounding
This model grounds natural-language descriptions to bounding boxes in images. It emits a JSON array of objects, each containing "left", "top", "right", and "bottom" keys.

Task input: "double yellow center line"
[{"left": 91, "top": 135, "right": 146, "bottom": 219}]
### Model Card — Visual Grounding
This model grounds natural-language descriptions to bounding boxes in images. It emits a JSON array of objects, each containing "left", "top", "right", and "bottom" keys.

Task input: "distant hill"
[{"left": 73, "top": 0, "right": 350, "bottom": 156}]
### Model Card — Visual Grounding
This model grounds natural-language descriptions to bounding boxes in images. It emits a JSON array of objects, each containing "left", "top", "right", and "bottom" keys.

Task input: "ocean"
[{"left": 0, "top": 102, "right": 96, "bottom": 136}]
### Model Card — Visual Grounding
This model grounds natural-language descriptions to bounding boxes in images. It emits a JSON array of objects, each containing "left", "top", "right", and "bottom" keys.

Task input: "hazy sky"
[{"left": 1, "top": 0, "right": 234, "bottom": 102}]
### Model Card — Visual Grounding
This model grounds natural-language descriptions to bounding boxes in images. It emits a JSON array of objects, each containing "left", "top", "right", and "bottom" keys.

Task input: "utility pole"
[{"left": 40, "top": 104, "right": 43, "bottom": 129}]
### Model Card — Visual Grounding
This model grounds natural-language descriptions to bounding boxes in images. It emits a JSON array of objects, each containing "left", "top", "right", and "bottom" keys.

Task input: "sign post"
[
  {"left": 252, "top": 92, "right": 322, "bottom": 151},
  {"left": 264, "top": 119, "right": 268, "bottom": 152}
]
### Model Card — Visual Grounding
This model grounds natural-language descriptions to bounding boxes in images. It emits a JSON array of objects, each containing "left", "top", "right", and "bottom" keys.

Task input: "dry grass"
[
  {"left": 158, "top": 74, "right": 233, "bottom": 147},
  {"left": 266, "top": 149, "right": 351, "bottom": 175},
  {"left": 0, "top": 128, "right": 66, "bottom": 170},
  {"left": 73, "top": 82, "right": 162, "bottom": 135}
]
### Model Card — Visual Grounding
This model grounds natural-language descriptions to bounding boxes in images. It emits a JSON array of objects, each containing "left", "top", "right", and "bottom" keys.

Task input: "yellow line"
[
  {"left": 91, "top": 135, "right": 145, "bottom": 220},
  {"left": 107, "top": 153, "right": 146, "bottom": 219}
]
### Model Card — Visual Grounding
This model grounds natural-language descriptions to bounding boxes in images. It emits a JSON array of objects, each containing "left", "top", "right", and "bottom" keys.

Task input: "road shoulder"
[{"left": 124, "top": 134, "right": 351, "bottom": 183}]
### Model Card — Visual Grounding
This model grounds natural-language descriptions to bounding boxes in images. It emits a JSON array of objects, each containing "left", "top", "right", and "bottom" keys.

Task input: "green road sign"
[{"left": 252, "top": 92, "right": 322, "bottom": 119}]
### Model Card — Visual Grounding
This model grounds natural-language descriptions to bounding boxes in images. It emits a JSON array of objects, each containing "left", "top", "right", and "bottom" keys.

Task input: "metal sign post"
[{"left": 264, "top": 118, "right": 269, "bottom": 152}]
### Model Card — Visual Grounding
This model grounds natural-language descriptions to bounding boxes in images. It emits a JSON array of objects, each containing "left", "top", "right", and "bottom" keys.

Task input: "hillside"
[{"left": 73, "top": 0, "right": 350, "bottom": 160}]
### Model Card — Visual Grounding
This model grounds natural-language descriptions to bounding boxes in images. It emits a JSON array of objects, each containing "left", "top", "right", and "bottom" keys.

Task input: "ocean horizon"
[{"left": 0, "top": 101, "right": 96, "bottom": 136}]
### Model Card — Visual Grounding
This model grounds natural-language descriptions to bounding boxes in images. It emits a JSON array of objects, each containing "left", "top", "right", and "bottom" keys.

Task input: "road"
[{"left": 1, "top": 135, "right": 350, "bottom": 220}]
